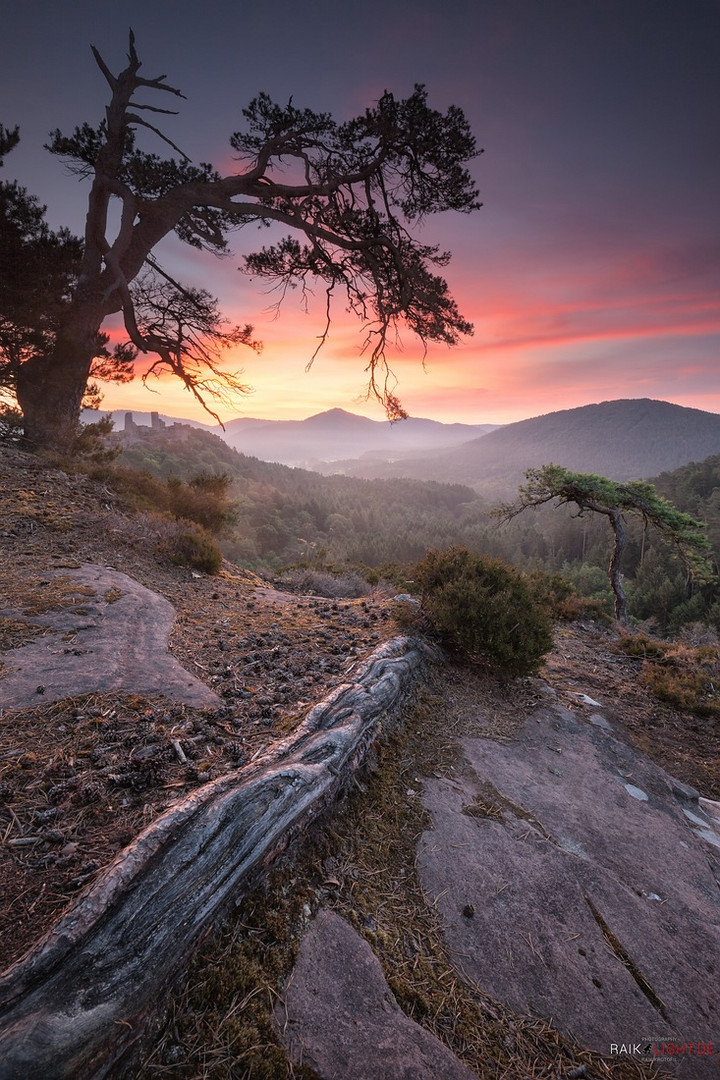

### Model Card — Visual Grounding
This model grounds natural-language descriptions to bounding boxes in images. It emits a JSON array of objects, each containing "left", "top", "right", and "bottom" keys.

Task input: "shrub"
[
  {"left": 641, "top": 663, "right": 720, "bottom": 717},
  {"left": 414, "top": 547, "right": 552, "bottom": 676},
  {"left": 168, "top": 471, "right": 236, "bottom": 533},
  {"left": 279, "top": 567, "right": 372, "bottom": 598},
  {"left": 616, "top": 631, "right": 670, "bottom": 661},
  {"left": 524, "top": 569, "right": 608, "bottom": 622},
  {"left": 160, "top": 521, "right": 224, "bottom": 574},
  {"left": 92, "top": 465, "right": 174, "bottom": 514},
  {"left": 387, "top": 594, "right": 428, "bottom": 634},
  {"left": 89, "top": 465, "right": 234, "bottom": 535},
  {"left": 617, "top": 631, "right": 720, "bottom": 717}
]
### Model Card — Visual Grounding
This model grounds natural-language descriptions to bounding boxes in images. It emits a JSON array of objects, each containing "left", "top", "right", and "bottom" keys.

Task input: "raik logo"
[{"left": 609, "top": 1044, "right": 644, "bottom": 1056}]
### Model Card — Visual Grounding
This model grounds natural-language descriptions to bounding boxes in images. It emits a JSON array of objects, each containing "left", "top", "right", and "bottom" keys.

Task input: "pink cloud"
[{"left": 92, "top": 217, "right": 720, "bottom": 428}]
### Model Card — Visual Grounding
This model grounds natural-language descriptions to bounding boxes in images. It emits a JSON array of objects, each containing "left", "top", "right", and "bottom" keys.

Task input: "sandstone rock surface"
[
  {"left": 276, "top": 908, "right": 477, "bottom": 1080},
  {"left": 0, "top": 564, "right": 221, "bottom": 709},
  {"left": 416, "top": 701, "right": 720, "bottom": 1079}
]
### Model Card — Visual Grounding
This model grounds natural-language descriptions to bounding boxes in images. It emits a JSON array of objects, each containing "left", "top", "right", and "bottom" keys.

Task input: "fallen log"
[{"left": 0, "top": 635, "right": 430, "bottom": 1079}]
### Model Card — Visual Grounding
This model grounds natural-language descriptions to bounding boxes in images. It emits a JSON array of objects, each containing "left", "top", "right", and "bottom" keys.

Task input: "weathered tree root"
[{"left": 0, "top": 636, "right": 431, "bottom": 1079}]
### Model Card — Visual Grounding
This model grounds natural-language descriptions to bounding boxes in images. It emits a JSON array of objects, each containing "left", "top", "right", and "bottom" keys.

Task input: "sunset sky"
[{"left": 3, "top": 0, "right": 719, "bottom": 425}]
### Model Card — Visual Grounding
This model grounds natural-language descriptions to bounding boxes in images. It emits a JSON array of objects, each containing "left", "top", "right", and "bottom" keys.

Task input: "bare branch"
[
  {"left": 90, "top": 46, "right": 117, "bottom": 90},
  {"left": 306, "top": 282, "right": 335, "bottom": 370},
  {"left": 127, "top": 102, "right": 180, "bottom": 117},
  {"left": 124, "top": 114, "right": 191, "bottom": 160},
  {"left": 132, "top": 76, "right": 186, "bottom": 100},
  {"left": 142, "top": 258, "right": 241, "bottom": 333}
]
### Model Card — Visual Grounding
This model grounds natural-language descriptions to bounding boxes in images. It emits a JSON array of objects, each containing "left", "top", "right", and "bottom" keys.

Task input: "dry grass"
[
  {"left": 547, "top": 623, "right": 720, "bottom": 801},
  {"left": 621, "top": 633, "right": 720, "bottom": 719}
]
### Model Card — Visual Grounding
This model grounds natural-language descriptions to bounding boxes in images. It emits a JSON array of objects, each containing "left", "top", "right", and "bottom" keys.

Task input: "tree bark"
[
  {"left": 16, "top": 354, "right": 89, "bottom": 452},
  {"left": 608, "top": 508, "right": 628, "bottom": 625},
  {"left": 16, "top": 312, "right": 101, "bottom": 452},
  {"left": 0, "top": 636, "right": 431, "bottom": 1080}
]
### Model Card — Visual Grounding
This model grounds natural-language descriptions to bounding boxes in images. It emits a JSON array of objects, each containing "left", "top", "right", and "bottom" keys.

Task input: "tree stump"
[{"left": 0, "top": 636, "right": 430, "bottom": 1079}]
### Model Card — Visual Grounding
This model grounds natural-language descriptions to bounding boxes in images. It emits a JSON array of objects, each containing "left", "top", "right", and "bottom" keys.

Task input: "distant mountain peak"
[
  {"left": 308, "top": 407, "right": 358, "bottom": 419},
  {"left": 211, "top": 407, "right": 494, "bottom": 466},
  {"left": 303, "top": 408, "right": 377, "bottom": 427}
]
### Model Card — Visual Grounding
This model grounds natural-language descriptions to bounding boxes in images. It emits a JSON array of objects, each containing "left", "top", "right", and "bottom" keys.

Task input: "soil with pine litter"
[{"left": 0, "top": 444, "right": 396, "bottom": 972}]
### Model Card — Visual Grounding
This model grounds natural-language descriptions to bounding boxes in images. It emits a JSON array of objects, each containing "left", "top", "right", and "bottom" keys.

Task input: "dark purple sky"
[{"left": 3, "top": 0, "right": 719, "bottom": 422}]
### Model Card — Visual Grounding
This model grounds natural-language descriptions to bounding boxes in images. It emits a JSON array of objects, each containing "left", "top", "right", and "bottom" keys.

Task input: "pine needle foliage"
[{"left": 497, "top": 464, "right": 715, "bottom": 625}]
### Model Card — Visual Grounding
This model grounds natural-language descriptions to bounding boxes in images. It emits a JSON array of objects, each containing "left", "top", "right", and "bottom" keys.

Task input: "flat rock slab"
[
  {"left": 276, "top": 908, "right": 477, "bottom": 1080},
  {"left": 0, "top": 564, "right": 220, "bottom": 709},
  {"left": 417, "top": 701, "right": 720, "bottom": 1078}
]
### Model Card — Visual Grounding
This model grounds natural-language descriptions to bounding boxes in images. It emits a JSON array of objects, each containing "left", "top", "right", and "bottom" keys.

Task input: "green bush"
[
  {"left": 162, "top": 522, "right": 224, "bottom": 574},
  {"left": 525, "top": 569, "right": 608, "bottom": 622},
  {"left": 90, "top": 465, "right": 234, "bottom": 536},
  {"left": 414, "top": 547, "right": 552, "bottom": 676}
]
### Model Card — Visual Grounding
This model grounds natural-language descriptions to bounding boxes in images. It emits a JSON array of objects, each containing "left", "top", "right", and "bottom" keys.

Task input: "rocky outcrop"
[
  {"left": 276, "top": 909, "right": 477, "bottom": 1080},
  {"left": 0, "top": 564, "right": 221, "bottom": 709},
  {"left": 417, "top": 698, "right": 720, "bottom": 1078}
]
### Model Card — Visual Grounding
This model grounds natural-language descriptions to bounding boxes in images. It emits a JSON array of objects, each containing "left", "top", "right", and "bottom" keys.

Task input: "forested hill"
[
  {"left": 335, "top": 399, "right": 720, "bottom": 496},
  {"left": 113, "top": 424, "right": 485, "bottom": 568},
  {"left": 110, "top": 420, "right": 720, "bottom": 631},
  {"left": 653, "top": 452, "right": 720, "bottom": 515}
]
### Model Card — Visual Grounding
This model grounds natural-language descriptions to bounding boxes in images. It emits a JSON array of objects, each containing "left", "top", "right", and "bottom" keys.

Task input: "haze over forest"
[
  {"left": 104, "top": 396, "right": 720, "bottom": 636},
  {"left": 105, "top": 397, "right": 720, "bottom": 496}
]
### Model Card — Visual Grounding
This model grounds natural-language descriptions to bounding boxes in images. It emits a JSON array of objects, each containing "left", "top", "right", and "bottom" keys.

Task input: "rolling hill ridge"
[
  {"left": 335, "top": 399, "right": 720, "bottom": 496},
  {"left": 90, "top": 407, "right": 496, "bottom": 467}
]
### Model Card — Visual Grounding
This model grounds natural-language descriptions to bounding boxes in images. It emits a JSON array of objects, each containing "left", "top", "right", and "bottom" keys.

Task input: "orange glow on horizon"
[{"left": 94, "top": 261, "right": 720, "bottom": 427}]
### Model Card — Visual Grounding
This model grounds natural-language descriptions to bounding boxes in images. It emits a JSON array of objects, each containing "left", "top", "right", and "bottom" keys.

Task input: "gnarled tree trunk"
[
  {"left": 0, "top": 636, "right": 431, "bottom": 1080},
  {"left": 16, "top": 308, "right": 101, "bottom": 452},
  {"left": 608, "top": 507, "right": 628, "bottom": 625}
]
